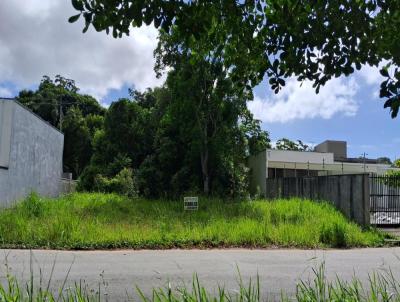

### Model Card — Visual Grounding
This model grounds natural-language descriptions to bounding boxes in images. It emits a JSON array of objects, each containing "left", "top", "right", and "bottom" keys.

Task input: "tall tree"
[
  {"left": 81, "top": 80, "right": 269, "bottom": 197},
  {"left": 152, "top": 29, "right": 269, "bottom": 196},
  {"left": 62, "top": 107, "right": 92, "bottom": 176},
  {"left": 17, "top": 75, "right": 105, "bottom": 177},
  {"left": 92, "top": 97, "right": 154, "bottom": 170},
  {"left": 377, "top": 157, "right": 392, "bottom": 165},
  {"left": 18, "top": 75, "right": 104, "bottom": 130},
  {"left": 70, "top": 0, "right": 400, "bottom": 118}
]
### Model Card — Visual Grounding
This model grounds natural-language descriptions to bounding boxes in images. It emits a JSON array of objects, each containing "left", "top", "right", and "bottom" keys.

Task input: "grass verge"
[{"left": 0, "top": 192, "right": 386, "bottom": 249}]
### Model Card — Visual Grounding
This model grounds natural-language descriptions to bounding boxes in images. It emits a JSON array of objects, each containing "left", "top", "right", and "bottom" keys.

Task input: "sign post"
[{"left": 184, "top": 197, "right": 198, "bottom": 210}]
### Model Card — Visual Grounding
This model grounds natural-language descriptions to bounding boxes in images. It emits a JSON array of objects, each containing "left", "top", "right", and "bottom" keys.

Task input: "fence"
[
  {"left": 370, "top": 174, "right": 400, "bottom": 225},
  {"left": 266, "top": 174, "right": 370, "bottom": 226}
]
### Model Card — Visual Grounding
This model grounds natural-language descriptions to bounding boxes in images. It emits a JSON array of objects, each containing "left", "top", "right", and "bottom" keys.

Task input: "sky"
[{"left": 0, "top": 0, "right": 399, "bottom": 161}]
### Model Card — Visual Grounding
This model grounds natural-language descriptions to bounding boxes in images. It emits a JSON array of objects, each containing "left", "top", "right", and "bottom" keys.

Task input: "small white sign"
[{"left": 184, "top": 196, "right": 198, "bottom": 210}]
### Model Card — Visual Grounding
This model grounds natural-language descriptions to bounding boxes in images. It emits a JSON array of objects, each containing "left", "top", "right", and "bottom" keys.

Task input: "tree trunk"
[{"left": 200, "top": 147, "right": 210, "bottom": 195}]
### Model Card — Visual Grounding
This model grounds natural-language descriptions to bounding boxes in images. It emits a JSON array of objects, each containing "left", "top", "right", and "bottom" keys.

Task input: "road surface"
[{"left": 1, "top": 248, "right": 400, "bottom": 301}]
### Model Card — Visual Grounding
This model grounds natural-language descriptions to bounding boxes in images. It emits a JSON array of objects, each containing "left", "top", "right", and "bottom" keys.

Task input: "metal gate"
[{"left": 370, "top": 174, "right": 400, "bottom": 225}]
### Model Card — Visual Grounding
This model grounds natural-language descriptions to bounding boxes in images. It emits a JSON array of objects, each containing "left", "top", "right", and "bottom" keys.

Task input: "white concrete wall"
[
  {"left": 266, "top": 159, "right": 397, "bottom": 175},
  {"left": 0, "top": 100, "right": 64, "bottom": 207},
  {"left": 266, "top": 149, "right": 334, "bottom": 164}
]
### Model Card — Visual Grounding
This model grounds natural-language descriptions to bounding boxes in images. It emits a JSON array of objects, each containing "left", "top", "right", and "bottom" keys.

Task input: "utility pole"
[
  {"left": 59, "top": 102, "right": 63, "bottom": 131},
  {"left": 362, "top": 152, "right": 368, "bottom": 173}
]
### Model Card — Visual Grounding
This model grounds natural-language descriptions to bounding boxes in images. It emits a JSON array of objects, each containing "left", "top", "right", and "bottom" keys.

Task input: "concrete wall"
[
  {"left": 0, "top": 99, "right": 64, "bottom": 207},
  {"left": 314, "top": 140, "right": 347, "bottom": 160},
  {"left": 267, "top": 149, "right": 334, "bottom": 164},
  {"left": 248, "top": 150, "right": 266, "bottom": 196},
  {"left": 265, "top": 174, "right": 370, "bottom": 225},
  {"left": 266, "top": 160, "right": 396, "bottom": 175}
]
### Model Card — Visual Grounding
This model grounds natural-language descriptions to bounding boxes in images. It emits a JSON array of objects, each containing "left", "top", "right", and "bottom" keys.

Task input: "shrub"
[
  {"left": 94, "top": 168, "right": 138, "bottom": 197},
  {"left": 77, "top": 164, "right": 102, "bottom": 191},
  {"left": 382, "top": 170, "right": 400, "bottom": 187}
]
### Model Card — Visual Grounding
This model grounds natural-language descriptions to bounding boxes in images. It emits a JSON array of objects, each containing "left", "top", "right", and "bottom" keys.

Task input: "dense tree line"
[
  {"left": 17, "top": 75, "right": 105, "bottom": 178},
  {"left": 79, "top": 66, "right": 270, "bottom": 198},
  {"left": 16, "top": 25, "right": 271, "bottom": 198},
  {"left": 18, "top": 63, "right": 269, "bottom": 198}
]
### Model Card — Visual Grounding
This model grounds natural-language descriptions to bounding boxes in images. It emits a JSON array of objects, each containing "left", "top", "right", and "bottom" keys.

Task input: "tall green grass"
[{"left": 0, "top": 192, "right": 385, "bottom": 249}]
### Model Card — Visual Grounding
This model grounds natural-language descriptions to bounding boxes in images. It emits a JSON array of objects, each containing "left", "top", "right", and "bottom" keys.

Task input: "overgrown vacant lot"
[{"left": 0, "top": 193, "right": 385, "bottom": 249}]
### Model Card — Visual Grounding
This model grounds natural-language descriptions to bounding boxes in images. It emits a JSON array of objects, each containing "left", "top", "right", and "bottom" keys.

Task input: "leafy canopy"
[
  {"left": 276, "top": 138, "right": 310, "bottom": 151},
  {"left": 17, "top": 75, "right": 105, "bottom": 177},
  {"left": 70, "top": 0, "right": 400, "bottom": 118}
]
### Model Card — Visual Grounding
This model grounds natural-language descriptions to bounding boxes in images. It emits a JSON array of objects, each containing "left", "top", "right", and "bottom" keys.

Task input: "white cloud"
[
  {"left": 355, "top": 62, "right": 394, "bottom": 99},
  {"left": 0, "top": 86, "right": 12, "bottom": 98},
  {"left": 358, "top": 65, "right": 383, "bottom": 86},
  {"left": 0, "top": 0, "right": 163, "bottom": 101},
  {"left": 248, "top": 77, "right": 359, "bottom": 123}
]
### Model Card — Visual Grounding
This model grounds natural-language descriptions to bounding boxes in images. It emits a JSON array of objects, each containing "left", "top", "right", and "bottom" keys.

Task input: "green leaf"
[
  {"left": 68, "top": 14, "right": 81, "bottom": 23},
  {"left": 380, "top": 68, "right": 389, "bottom": 77},
  {"left": 144, "top": 10, "right": 153, "bottom": 25},
  {"left": 82, "top": 23, "right": 89, "bottom": 33},
  {"left": 154, "top": 16, "right": 161, "bottom": 28},
  {"left": 71, "top": 0, "right": 84, "bottom": 11}
]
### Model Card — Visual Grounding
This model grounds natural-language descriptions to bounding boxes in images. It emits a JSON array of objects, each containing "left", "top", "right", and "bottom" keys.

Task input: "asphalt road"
[{"left": 1, "top": 248, "right": 400, "bottom": 301}]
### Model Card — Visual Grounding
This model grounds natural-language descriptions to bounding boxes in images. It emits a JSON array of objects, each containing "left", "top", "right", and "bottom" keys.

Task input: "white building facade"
[{"left": 249, "top": 140, "right": 399, "bottom": 197}]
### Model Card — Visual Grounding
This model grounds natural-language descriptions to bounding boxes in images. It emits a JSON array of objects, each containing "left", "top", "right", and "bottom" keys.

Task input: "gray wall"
[
  {"left": 0, "top": 99, "right": 64, "bottom": 207},
  {"left": 314, "top": 140, "right": 347, "bottom": 160},
  {"left": 265, "top": 174, "right": 370, "bottom": 225},
  {"left": 248, "top": 150, "right": 266, "bottom": 196},
  {"left": 0, "top": 100, "right": 13, "bottom": 168}
]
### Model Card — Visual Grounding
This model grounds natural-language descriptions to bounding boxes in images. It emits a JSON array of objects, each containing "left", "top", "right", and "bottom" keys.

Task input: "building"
[
  {"left": 0, "top": 98, "right": 64, "bottom": 206},
  {"left": 249, "top": 140, "right": 399, "bottom": 197}
]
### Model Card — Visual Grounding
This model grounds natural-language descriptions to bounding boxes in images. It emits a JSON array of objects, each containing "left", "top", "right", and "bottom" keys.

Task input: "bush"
[
  {"left": 94, "top": 168, "right": 138, "bottom": 197},
  {"left": 77, "top": 164, "right": 102, "bottom": 192},
  {"left": 383, "top": 170, "right": 400, "bottom": 187}
]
